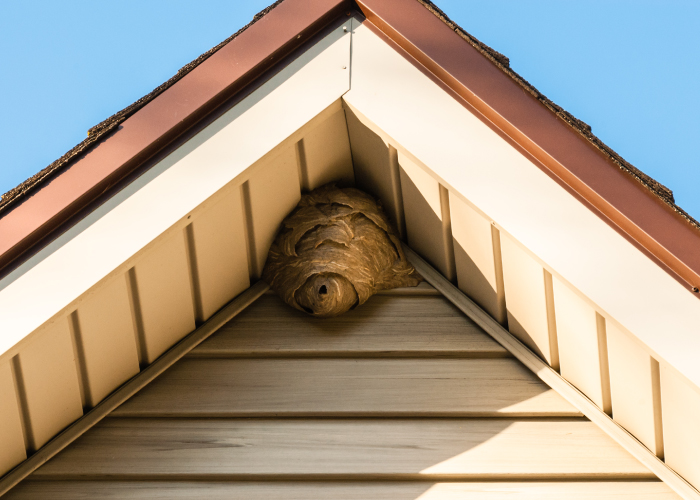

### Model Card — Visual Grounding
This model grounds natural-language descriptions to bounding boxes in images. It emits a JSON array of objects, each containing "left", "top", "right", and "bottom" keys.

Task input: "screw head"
[
  {"left": 343, "top": 26, "right": 348, "bottom": 32},
  {"left": 693, "top": 286, "right": 699, "bottom": 293}
]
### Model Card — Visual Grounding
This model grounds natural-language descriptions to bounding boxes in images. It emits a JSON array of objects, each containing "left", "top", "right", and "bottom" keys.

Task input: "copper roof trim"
[
  {"left": 0, "top": 0, "right": 285, "bottom": 215},
  {"left": 1, "top": 0, "right": 699, "bottom": 296},
  {"left": 355, "top": 0, "right": 700, "bottom": 294},
  {"left": 0, "top": 0, "right": 351, "bottom": 273}
]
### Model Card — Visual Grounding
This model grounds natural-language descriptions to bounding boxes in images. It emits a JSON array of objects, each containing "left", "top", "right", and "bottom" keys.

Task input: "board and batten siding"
[
  {"left": 344, "top": 93, "right": 700, "bottom": 497},
  {"left": 0, "top": 16, "right": 354, "bottom": 479},
  {"left": 343, "top": 19, "right": 700, "bottom": 497},
  {"left": 0, "top": 99, "right": 354, "bottom": 478},
  {"left": 1, "top": 15, "right": 698, "bottom": 499}
]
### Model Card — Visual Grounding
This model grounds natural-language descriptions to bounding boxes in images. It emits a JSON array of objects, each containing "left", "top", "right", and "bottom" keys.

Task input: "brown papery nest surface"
[{"left": 262, "top": 184, "right": 422, "bottom": 317}]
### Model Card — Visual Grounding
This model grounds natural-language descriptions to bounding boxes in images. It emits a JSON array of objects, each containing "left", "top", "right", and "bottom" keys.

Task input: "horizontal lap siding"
[
  {"left": 34, "top": 418, "right": 649, "bottom": 479},
  {"left": 10, "top": 290, "right": 673, "bottom": 500},
  {"left": 113, "top": 358, "right": 577, "bottom": 417},
  {"left": 190, "top": 295, "right": 509, "bottom": 357},
  {"left": 7, "top": 481, "right": 680, "bottom": 500}
]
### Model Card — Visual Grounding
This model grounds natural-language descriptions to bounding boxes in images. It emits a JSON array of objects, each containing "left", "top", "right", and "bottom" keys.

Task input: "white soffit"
[
  {"left": 343, "top": 22, "right": 700, "bottom": 390},
  {"left": 0, "top": 19, "right": 353, "bottom": 359}
]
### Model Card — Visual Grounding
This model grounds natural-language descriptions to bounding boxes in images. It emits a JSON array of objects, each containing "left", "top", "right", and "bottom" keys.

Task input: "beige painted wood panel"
[
  {"left": 344, "top": 105, "right": 403, "bottom": 232},
  {"left": 0, "top": 361, "right": 25, "bottom": 477},
  {"left": 660, "top": 365, "right": 700, "bottom": 489},
  {"left": 5, "top": 481, "right": 681, "bottom": 500},
  {"left": 113, "top": 358, "right": 577, "bottom": 417},
  {"left": 34, "top": 418, "right": 651, "bottom": 478},
  {"left": 131, "top": 232, "right": 196, "bottom": 364},
  {"left": 500, "top": 235, "right": 557, "bottom": 367},
  {"left": 607, "top": 322, "right": 662, "bottom": 457},
  {"left": 191, "top": 295, "right": 508, "bottom": 357},
  {"left": 553, "top": 277, "right": 610, "bottom": 412},
  {"left": 399, "top": 152, "right": 450, "bottom": 277},
  {"left": 17, "top": 321, "right": 82, "bottom": 450},
  {"left": 449, "top": 194, "right": 503, "bottom": 321},
  {"left": 301, "top": 108, "right": 354, "bottom": 190},
  {"left": 189, "top": 191, "right": 250, "bottom": 321},
  {"left": 246, "top": 146, "right": 301, "bottom": 277},
  {"left": 75, "top": 276, "right": 140, "bottom": 407}
]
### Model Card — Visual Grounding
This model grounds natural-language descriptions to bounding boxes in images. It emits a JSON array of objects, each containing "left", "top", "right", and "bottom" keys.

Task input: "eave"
[{"left": 2, "top": 1, "right": 700, "bottom": 498}]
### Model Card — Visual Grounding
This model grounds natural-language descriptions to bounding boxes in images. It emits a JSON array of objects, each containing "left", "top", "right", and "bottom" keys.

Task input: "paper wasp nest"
[{"left": 262, "top": 184, "right": 422, "bottom": 317}]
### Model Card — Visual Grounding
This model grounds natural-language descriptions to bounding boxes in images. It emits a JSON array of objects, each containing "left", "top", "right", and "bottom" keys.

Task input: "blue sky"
[{"left": 1, "top": 1, "right": 698, "bottom": 218}]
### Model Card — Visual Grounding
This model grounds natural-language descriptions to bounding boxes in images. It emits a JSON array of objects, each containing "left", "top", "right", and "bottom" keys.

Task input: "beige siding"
[
  {"left": 500, "top": 235, "right": 557, "bottom": 367},
  {"left": 0, "top": 361, "right": 26, "bottom": 476},
  {"left": 553, "top": 277, "right": 611, "bottom": 413},
  {"left": 398, "top": 152, "right": 451, "bottom": 277},
  {"left": 131, "top": 232, "right": 196, "bottom": 364},
  {"left": 6, "top": 481, "right": 681, "bottom": 500},
  {"left": 344, "top": 105, "right": 403, "bottom": 234},
  {"left": 607, "top": 322, "right": 662, "bottom": 457},
  {"left": 661, "top": 365, "right": 700, "bottom": 489},
  {"left": 189, "top": 192, "right": 250, "bottom": 321},
  {"left": 74, "top": 276, "right": 140, "bottom": 406},
  {"left": 10, "top": 290, "right": 673, "bottom": 499},
  {"left": 449, "top": 194, "right": 504, "bottom": 322},
  {"left": 16, "top": 321, "right": 83, "bottom": 450},
  {"left": 301, "top": 109, "right": 355, "bottom": 190},
  {"left": 245, "top": 147, "right": 301, "bottom": 278}
]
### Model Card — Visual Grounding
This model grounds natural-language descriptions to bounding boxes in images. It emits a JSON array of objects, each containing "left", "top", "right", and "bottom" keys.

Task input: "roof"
[
  {"left": 4, "top": 284, "right": 682, "bottom": 499},
  {"left": 2, "top": 0, "right": 699, "bottom": 297},
  {"left": 0, "top": 0, "right": 285, "bottom": 216},
  {"left": 2, "top": 3, "right": 700, "bottom": 498},
  {"left": 0, "top": 0, "right": 681, "bottom": 215}
]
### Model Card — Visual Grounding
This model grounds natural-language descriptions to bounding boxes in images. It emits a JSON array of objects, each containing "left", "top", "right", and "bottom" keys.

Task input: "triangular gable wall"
[
  {"left": 4, "top": 279, "right": 682, "bottom": 499},
  {"left": 1, "top": 3, "right": 699, "bottom": 498}
]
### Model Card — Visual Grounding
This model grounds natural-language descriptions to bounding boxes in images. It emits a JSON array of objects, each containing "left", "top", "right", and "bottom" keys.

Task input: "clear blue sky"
[{"left": 1, "top": 1, "right": 699, "bottom": 218}]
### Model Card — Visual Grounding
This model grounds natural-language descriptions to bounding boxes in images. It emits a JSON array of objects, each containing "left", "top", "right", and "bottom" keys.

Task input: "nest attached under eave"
[{"left": 262, "top": 184, "right": 422, "bottom": 317}]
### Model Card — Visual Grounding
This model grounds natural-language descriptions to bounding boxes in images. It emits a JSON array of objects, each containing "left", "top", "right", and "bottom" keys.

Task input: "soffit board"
[
  {"left": 342, "top": 20, "right": 700, "bottom": 393},
  {"left": 0, "top": 18, "right": 353, "bottom": 360},
  {"left": 0, "top": 0, "right": 352, "bottom": 274},
  {"left": 355, "top": 0, "right": 700, "bottom": 296}
]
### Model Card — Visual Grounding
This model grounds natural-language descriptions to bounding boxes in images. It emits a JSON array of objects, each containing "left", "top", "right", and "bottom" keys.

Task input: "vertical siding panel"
[
  {"left": 247, "top": 147, "right": 302, "bottom": 278},
  {"left": 449, "top": 194, "right": 504, "bottom": 321},
  {"left": 132, "top": 232, "right": 196, "bottom": 364},
  {"left": 75, "top": 277, "right": 140, "bottom": 406},
  {"left": 398, "top": 152, "right": 449, "bottom": 276},
  {"left": 607, "top": 323, "right": 662, "bottom": 457},
  {"left": 18, "top": 321, "right": 83, "bottom": 450},
  {"left": 553, "top": 277, "right": 609, "bottom": 412},
  {"left": 0, "top": 361, "right": 25, "bottom": 476},
  {"left": 500, "top": 235, "right": 557, "bottom": 366},
  {"left": 344, "top": 106, "right": 402, "bottom": 232},
  {"left": 661, "top": 364, "right": 700, "bottom": 487},
  {"left": 190, "top": 192, "right": 251, "bottom": 321},
  {"left": 302, "top": 109, "right": 355, "bottom": 190}
]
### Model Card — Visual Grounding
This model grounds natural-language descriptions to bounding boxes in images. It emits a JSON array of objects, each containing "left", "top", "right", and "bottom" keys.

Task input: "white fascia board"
[
  {"left": 0, "top": 19, "right": 352, "bottom": 358},
  {"left": 343, "top": 22, "right": 700, "bottom": 390}
]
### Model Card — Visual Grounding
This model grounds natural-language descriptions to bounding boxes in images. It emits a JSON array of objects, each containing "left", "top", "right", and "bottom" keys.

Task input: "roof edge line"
[
  {"left": 355, "top": 0, "right": 700, "bottom": 296},
  {"left": 0, "top": 0, "right": 354, "bottom": 276},
  {"left": 0, "top": 282, "right": 268, "bottom": 497},
  {"left": 405, "top": 245, "right": 700, "bottom": 500}
]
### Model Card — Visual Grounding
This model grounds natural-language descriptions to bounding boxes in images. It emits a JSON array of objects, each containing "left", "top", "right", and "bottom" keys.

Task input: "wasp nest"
[{"left": 262, "top": 184, "right": 422, "bottom": 317}]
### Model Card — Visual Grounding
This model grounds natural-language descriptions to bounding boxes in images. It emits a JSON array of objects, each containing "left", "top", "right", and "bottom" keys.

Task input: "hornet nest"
[{"left": 262, "top": 184, "right": 422, "bottom": 317}]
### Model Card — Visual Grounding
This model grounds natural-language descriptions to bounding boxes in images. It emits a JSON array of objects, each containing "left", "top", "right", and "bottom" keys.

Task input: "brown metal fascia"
[
  {"left": 356, "top": 0, "right": 700, "bottom": 295},
  {"left": 0, "top": 0, "right": 352, "bottom": 274}
]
